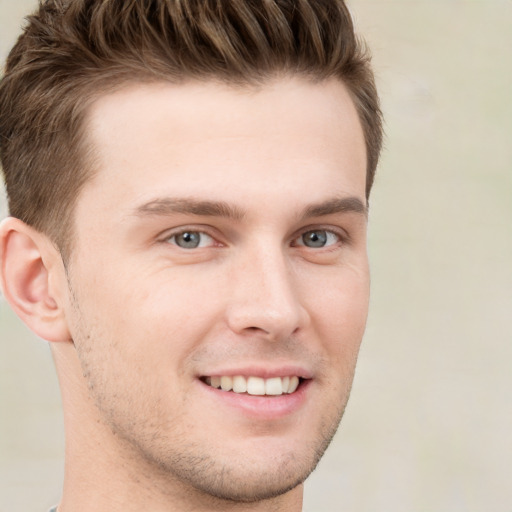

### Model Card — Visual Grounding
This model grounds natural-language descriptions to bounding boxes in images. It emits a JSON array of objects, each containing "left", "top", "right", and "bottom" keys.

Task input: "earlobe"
[{"left": 0, "top": 217, "right": 71, "bottom": 342}]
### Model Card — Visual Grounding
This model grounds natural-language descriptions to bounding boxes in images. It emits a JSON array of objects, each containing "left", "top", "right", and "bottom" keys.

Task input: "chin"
[
  {"left": 147, "top": 420, "right": 342, "bottom": 504},
  {"left": 183, "top": 452, "right": 315, "bottom": 503}
]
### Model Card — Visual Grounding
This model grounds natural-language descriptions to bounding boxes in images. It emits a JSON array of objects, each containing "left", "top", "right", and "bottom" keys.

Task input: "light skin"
[{"left": 0, "top": 76, "right": 368, "bottom": 511}]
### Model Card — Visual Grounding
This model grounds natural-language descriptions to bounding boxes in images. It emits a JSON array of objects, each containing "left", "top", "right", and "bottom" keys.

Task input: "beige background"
[{"left": 1, "top": 1, "right": 511, "bottom": 511}]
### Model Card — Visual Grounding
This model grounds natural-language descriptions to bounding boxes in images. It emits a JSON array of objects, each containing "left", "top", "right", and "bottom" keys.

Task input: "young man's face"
[{"left": 63, "top": 77, "right": 369, "bottom": 501}]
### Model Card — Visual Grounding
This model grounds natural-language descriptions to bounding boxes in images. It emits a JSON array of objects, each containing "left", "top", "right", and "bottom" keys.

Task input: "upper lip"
[{"left": 198, "top": 364, "right": 313, "bottom": 380}]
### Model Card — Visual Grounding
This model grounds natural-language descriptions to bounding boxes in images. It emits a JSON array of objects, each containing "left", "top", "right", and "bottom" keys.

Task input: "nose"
[{"left": 226, "top": 244, "right": 310, "bottom": 341}]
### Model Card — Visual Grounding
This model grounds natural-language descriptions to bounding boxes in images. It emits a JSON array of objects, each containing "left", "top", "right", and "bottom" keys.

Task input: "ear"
[{"left": 0, "top": 217, "right": 71, "bottom": 342}]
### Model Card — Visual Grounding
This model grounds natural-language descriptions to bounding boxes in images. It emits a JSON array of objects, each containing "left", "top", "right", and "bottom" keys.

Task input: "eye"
[
  {"left": 166, "top": 230, "right": 215, "bottom": 249},
  {"left": 294, "top": 229, "right": 340, "bottom": 248}
]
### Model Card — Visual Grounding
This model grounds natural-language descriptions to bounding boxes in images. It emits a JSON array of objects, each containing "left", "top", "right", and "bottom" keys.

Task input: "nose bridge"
[{"left": 227, "top": 239, "right": 307, "bottom": 339}]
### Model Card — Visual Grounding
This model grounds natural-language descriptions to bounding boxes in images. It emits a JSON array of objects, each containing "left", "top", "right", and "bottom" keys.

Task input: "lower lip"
[{"left": 198, "top": 379, "right": 311, "bottom": 420}]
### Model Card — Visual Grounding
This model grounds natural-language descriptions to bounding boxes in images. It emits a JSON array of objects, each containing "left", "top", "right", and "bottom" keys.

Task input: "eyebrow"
[
  {"left": 133, "top": 197, "right": 246, "bottom": 221},
  {"left": 300, "top": 196, "right": 368, "bottom": 220},
  {"left": 132, "top": 195, "right": 367, "bottom": 221}
]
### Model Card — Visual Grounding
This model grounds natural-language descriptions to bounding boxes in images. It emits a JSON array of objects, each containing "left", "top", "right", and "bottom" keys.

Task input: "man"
[{"left": 0, "top": 0, "right": 382, "bottom": 510}]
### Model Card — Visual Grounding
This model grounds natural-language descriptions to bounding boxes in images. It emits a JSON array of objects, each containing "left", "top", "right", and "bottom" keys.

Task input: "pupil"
[
  {"left": 304, "top": 230, "right": 327, "bottom": 248},
  {"left": 177, "top": 232, "right": 200, "bottom": 248}
]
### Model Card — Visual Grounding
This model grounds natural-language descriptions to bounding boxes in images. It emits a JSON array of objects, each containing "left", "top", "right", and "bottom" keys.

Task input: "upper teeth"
[{"left": 206, "top": 375, "right": 300, "bottom": 396}]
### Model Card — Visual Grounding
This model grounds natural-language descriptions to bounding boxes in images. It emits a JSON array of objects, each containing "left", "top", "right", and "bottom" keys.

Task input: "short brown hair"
[{"left": 0, "top": 0, "right": 382, "bottom": 257}]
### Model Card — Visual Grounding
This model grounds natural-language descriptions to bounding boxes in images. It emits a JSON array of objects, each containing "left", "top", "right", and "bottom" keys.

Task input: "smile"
[{"left": 202, "top": 375, "right": 302, "bottom": 396}]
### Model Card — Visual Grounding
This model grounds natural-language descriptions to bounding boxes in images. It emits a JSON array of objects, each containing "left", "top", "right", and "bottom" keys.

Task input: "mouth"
[{"left": 200, "top": 375, "right": 305, "bottom": 396}]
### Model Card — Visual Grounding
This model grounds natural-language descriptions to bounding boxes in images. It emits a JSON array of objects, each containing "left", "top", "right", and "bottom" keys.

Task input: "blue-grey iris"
[
  {"left": 302, "top": 230, "right": 327, "bottom": 248},
  {"left": 175, "top": 231, "right": 201, "bottom": 249}
]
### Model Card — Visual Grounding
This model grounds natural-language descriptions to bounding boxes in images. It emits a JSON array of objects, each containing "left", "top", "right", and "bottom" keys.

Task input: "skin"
[{"left": 0, "top": 76, "right": 369, "bottom": 511}]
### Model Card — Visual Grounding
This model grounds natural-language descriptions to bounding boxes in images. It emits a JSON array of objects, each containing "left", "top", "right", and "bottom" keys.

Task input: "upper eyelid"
[
  {"left": 167, "top": 230, "right": 214, "bottom": 241},
  {"left": 158, "top": 224, "right": 219, "bottom": 240},
  {"left": 292, "top": 224, "right": 349, "bottom": 242},
  {"left": 292, "top": 230, "right": 342, "bottom": 248}
]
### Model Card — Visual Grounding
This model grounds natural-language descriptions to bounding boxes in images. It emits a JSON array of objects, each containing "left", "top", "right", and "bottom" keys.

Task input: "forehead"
[{"left": 79, "top": 77, "right": 366, "bottom": 221}]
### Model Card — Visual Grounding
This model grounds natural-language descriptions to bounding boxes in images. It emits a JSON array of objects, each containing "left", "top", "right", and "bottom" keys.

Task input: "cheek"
[
  {"left": 305, "top": 265, "right": 369, "bottom": 361},
  {"left": 91, "top": 268, "right": 226, "bottom": 378},
  {"left": 67, "top": 254, "right": 228, "bottom": 390},
  {"left": 308, "top": 260, "right": 369, "bottom": 321}
]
